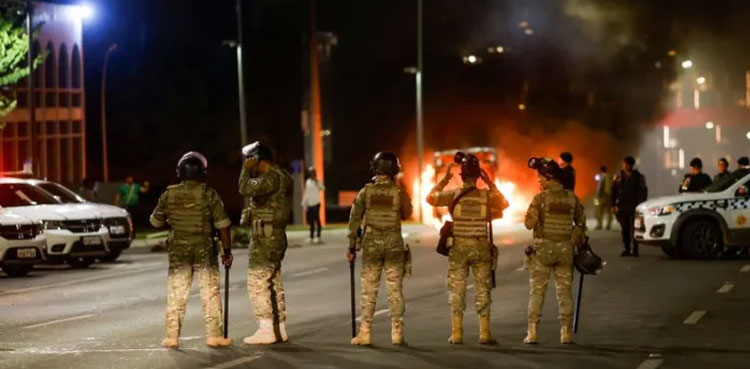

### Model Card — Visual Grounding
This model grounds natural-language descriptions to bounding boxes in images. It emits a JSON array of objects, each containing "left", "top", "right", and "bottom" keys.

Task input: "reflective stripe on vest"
[
  {"left": 166, "top": 183, "right": 211, "bottom": 239},
  {"left": 541, "top": 190, "right": 576, "bottom": 242},
  {"left": 452, "top": 189, "right": 487, "bottom": 238},
  {"left": 364, "top": 183, "right": 401, "bottom": 231}
]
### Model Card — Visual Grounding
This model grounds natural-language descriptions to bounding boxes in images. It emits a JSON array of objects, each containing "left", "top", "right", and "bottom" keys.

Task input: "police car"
[
  {"left": 0, "top": 209, "right": 46, "bottom": 277},
  {"left": 635, "top": 169, "right": 750, "bottom": 259}
]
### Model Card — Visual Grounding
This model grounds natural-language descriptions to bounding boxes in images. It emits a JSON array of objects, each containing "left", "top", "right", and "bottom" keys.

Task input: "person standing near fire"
[{"left": 302, "top": 166, "right": 325, "bottom": 244}]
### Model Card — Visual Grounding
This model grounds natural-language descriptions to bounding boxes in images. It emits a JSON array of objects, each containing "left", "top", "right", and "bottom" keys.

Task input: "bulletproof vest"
[
  {"left": 249, "top": 166, "right": 293, "bottom": 226},
  {"left": 165, "top": 182, "right": 212, "bottom": 242},
  {"left": 363, "top": 182, "right": 401, "bottom": 231},
  {"left": 452, "top": 188, "right": 488, "bottom": 238},
  {"left": 540, "top": 188, "right": 576, "bottom": 242}
]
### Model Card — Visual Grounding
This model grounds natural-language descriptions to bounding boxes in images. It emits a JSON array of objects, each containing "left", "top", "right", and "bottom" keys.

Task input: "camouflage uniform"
[
  {"left": 150, "top": 180, "right": 232, "bottom": 340},
  {"left": 348, "top": 177, "right": 413, "bottom": 338},
  {"left": 238, "top": 165, "right": 293, "bottom": 325},
  {"left": 523, "top": 180, "right": 586, "bottom": 334},
  {"left": 428, "top": 182, "right": 507, "bottom": 319}
]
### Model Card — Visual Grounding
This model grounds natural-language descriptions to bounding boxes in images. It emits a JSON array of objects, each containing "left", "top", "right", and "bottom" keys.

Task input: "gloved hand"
[
  {"left": 347, "top": 247, "right": 356, "bottom": 263},
  {"left": 221, "top": 251, "right": 233, "bottom": 268}
]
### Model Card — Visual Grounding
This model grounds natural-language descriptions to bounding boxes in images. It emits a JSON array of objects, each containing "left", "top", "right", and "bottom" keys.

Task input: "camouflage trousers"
[
  {"left": 165, "top": 260, "right": 223, "bottom": 339},
  {"left": 248, "top": 231, "right": 287, "bottom": 322},
  {"left": 525, "top": 240, "right": 574, "bottom": 325},
  {"left": 447, "top": 238, "right": 492, "bottom": 317},
  {"left": 359, "top": 230, "right": 405, "bottom": 325}
]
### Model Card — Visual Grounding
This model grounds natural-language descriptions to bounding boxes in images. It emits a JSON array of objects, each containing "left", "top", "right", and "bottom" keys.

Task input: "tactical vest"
[
  {"left": 165, "top": 182, "right": 212, "bottom": 241},
  {"left": 452, "top": 189, "right": 488, "bottom": 238},
  {"left": 540, "top": 189, "right": 576, "bottom": 242},
  {"left": 363, "top": 183, "right": 401, "bottom": 231},
  {"left": 249, "top": 166, "right": 293, "bottom": 227}
]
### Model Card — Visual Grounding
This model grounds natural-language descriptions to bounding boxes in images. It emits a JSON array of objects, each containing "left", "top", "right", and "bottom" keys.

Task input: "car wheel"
[
  {"left": 680, "top": 219, "right": 723, "bottom": 259},
  {"left": 67, "top": 257, "right": 94, "bottom": 269},
  {"left": 2, "top": 265, "right": 33, "bottom": 277},
  {"left": 660, "top": 245, "right": 685, "bottom": 259},
  {"left": 98, "top": 249, "right": 122, "bottom": 263}
]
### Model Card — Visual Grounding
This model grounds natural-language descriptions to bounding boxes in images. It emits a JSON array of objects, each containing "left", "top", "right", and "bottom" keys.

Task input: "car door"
[{"left": 725, "top": 179, "right": 750, "bottom": 245}]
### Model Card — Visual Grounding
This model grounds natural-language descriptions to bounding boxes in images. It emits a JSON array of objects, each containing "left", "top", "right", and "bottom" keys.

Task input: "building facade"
[{"left": 1, "top": 1, "right": 85, "bottom": 185}]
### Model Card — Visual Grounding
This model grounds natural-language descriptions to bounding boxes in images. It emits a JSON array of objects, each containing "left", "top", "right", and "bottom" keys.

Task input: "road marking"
[
  {"left": 636, "top": 358, "right": 663, "bottom": 369},
  {"left": 717, "top": 282, "right": 735, "bottom": 294},
  {"left": 683, "top": 310, "right": 706, "bottom": 325},
  {"left": 208, "top": 355, "right": 263, "bottom": 369},
  {"left": 288, "top": 267, "right": 329, "bottom": 278},
  {"left": 12, "top": 347, "right": 203, "bottom": 354},
  {"left": 740, "top": 264, "right": 750, "bottom": 273},
  {"left": 515, "top": 266, "right": 525, "bottom": 272},
  {"left": 0, "top": 266, "right": 163, "bottom": 297},
  {"left": 356, "top": 309, "right": 389, "bottom": 322},
  {"left": 22, "top": 314, "right": 96, "bottom": 330}
]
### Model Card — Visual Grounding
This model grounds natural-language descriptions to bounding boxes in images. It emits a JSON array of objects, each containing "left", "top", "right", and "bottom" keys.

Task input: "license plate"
[
  {"left": 109, "top": 225, "right": 126, "bottom": 235},
  {"left": 17, "top": 248, "right": 37, "bottom": 258},
  {"left": 83, "top": 236, "right": 103, "bottom": 246},
  {"left": 634, "top": 217, "right": 643, "bottom": 229}
]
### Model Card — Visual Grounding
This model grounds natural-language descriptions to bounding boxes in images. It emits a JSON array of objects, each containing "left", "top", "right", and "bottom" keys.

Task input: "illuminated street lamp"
[
  {"left": 462, "top": 54, "right": 482, "bottom": 65},
  {"left": 73, "top": 3, "right": 94, "bottom": 19},
  {"left": 705, "top": 121, "right": 714, "bottom": 130},
  {"left": 681, "top": 60, "right": 693, "bottom": 69},
  {"left": 101, "top": 43, "right": 118, "bottom": 183},
  {"left": 746, "top": 131, "right": 750, "bottom": 140},
  {"left": 696, "top": 76, "right": 706, "bottom": 84}
]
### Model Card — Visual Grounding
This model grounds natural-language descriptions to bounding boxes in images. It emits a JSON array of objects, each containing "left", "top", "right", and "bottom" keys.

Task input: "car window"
[
  {"left": 736, "top": 180, "right": 750, "bottom": 197},
  {"left": 0, "top": 183, "right": 60, "bottom": 207},
  {"left": 706, "top": 169, "right": 750, "bottom": 193},
  {"left": 37, "top": 182, "right": 86, "bottom": 204}
]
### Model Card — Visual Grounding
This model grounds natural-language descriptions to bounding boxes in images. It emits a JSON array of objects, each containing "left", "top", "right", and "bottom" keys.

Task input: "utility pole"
[
  {"left": 416, "top": 0, "right": 424, "bottom": 223},
  {"left": 235, "top": 0, "right": 248, "bottom": 147},
  {"left": 100, "top": 43, "right": 117, "bottom": 182},
  {"left": 309, "top": 0, "right": 326, "bottom": 225},
  {"left": 25, "top": 0, "right": 36, "bottom": 175}
]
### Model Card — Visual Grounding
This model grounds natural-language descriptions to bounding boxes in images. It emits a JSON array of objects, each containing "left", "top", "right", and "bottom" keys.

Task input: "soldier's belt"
[{"left": 363, "top": 225, "right": 401, "bottom": 232}]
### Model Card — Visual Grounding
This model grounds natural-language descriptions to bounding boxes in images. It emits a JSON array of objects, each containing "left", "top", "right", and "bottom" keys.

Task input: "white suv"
[
  {"left": 635, "top": 169, "right": 750, "bottom": 259},
  {"left": 0, "top": 179, "right": 110, "bottom": 268},
  {"left": 26, "top": 179, "right": 133, "bottom": 262},
  {"left": 0, "top": 210, "right": 46, "bottom": 277}
]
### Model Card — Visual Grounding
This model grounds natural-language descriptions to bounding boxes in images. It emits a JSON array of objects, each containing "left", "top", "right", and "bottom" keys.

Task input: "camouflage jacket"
[
  {"left": 238, "top": 165, "right": 294, "bottom": 231},
  {"left": 348, "top": 176, "right": 412, "bottom": 242}
]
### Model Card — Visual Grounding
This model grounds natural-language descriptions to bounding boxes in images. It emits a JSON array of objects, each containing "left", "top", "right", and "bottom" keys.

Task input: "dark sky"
[{"left": 80, "top": 0, "right": 750, "bottom": 211}]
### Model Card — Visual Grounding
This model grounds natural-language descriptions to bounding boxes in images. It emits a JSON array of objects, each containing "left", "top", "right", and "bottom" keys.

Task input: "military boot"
[
  {"left": 523, "top": 322, "right": 538, "bottom": 344},
  {"left": 560, "top": 323, "right": 574, "bottom": 344},
  {"left": 391, "top": 319, "right": 405, "bottom": 345},
  {"left": 161, "top": 337, "right": 179, "bottom": 349},
  {"left": 448, "top": 315, "right": 463, "bottom": 344},
  {"left": 244, "top": 319, "right": 277, "bottom": 345},
  {"left": 351, "top": 321, "right": 372, "bottom": 346},
  {"left": 478, "top": 315, "right": 497, "bottom": 345},
  {"left": 206, "top": 336, "right": 233, "bottom": 348},
  {"left": 278, "top": 321, "right": 289, "bottom": 343}
]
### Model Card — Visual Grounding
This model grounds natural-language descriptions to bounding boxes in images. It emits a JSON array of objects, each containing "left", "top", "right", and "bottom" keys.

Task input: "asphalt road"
[{"left": 1, "top": 223, "right": 749, "bottom": 369}]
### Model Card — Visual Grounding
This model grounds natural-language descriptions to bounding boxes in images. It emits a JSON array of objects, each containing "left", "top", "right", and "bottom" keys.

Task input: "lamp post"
[
  {"left": 101, "top": 43, "right": 117, "bottom": 183},
  {"left": 416, "top": 0, "right": 424, "bottom": 223}
]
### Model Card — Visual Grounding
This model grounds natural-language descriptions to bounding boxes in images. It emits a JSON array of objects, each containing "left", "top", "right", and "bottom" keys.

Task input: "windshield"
[
  {"left": 0, "top": 183, "right": 61, "bottom": 207},
  {"left": 37, "top": 182, "right": 86, "bottom": 204},
  {"left": 705, "top": 169, "right": 750, "bottom": 193}
]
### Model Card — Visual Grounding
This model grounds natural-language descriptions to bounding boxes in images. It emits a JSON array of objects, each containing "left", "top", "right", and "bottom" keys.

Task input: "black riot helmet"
[
  {"left": 370, "top": 152, "right": 401, "bottom": 177},
  {"left": 575, "top": 237, "right": 605, "bottom": 275},
  {"left": 176, "top": 151, "right": 208, "bottom": 179},
  {"left": 528, "top": 157, "right": 562, "bottom": 180},
  {"left": 242, "top": 141, "right": 273, "bottom": 162},
  {"left": 453, "top": 152, "right": 481, "bottom": 180}
]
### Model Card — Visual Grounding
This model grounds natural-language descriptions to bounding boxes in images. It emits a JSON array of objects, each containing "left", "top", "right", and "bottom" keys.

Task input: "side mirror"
[{"left": 736, "top": 185, "right": 750, "bottom": 197}]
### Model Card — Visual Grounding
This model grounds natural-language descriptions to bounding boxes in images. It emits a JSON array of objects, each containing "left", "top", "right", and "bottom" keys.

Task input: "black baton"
[
  {"left": 573, "top": 271, "right": 584, "bottom": 333},
  {"left": 349, "top": 258, "right": 357, "bottom": 337},
  {"left": 224, "top": 265, "right": 230, "bottom": 339}
]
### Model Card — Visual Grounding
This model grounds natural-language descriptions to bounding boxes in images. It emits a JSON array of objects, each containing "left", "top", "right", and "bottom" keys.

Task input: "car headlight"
[
  {"left": 648, "top": 205, "right": 675, "bottom": 216},
  {"left": 42, "top": 220, "right": 64, "bottom": 230}
]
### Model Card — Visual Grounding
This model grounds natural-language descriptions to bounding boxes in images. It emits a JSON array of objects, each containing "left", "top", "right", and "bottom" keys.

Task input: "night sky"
[{"left": 79, "top": 0, "right": 750, "bottom": 214}]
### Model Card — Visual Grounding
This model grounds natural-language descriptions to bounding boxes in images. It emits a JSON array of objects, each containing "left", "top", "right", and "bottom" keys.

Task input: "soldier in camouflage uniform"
[
  {"left": 427, "top": 154, "right": 508, "bottom": 345},
  {"left": 238, "top": 141, "right": 294, "bottom": 345},
  {"left": 150, "top": 152, "right": 234, "bottom": 349},
  {"left": 523, "top": 157, "right": 586, "bottom": 344},
  {"left": 347, "top": 152, "right": 413, "bottom": 346}
]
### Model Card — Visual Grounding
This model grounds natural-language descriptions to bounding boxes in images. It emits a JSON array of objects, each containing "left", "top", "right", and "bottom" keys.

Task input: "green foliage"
[{"left": 0, "top": 0, "right": 43, "bottom": 125}]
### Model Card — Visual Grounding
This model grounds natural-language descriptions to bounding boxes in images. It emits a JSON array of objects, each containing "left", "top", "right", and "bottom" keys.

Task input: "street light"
[
  {"left": 73, "top": 3, "right": 94, "bottom": 20},
  {"left": 462, "top": 55, "right": 482, "bottom": 65},
  {"left": 705, "top": 121, "right": 714, "bottom": 130},
  {"left": 746, "top": 131, "right": 750, "bottom": 140},
  {"left": 696, "top": 76, "right": 706, "bottom": 84},
  {"left": 101, "top": 43, "right": 117, "bottom": 183},
  {"left": 681, "top": 60, "right": 693, "bottom": 69}
]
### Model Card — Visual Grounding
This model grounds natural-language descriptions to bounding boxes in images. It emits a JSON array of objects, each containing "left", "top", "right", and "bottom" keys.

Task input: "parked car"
[
  {"left": 0, "top": 179, "right": 110, "bottom": 268},
  {"left": 0, "top": 210, "right": 46, "bottom": 277},
  {"left": 26, "top": 179, "right": 133, "bottom": 262},
  {"left": 635, "top": 169, "right": 750, "bottom": 259}
]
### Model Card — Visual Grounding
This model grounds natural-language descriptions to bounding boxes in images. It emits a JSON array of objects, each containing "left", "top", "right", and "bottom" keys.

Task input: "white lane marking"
[
  {"left": 288, "top": 267, "right": 329, "bottom": 278},
  {"left": 740, "top": 264, "right": 750, "bottom": 273},
  {"left": 22, "top": 314, "right": 96, "bottom": 330},
  {"left": 12, "top": 348, "right": 203, "bottom": 354},
  {"left": 0, "top": 266, "right": 163, "bottom": 297},
  {"left": 683, "top": 310, "right": 706, "bottom": 325},
  {"left": 515, "top": 266, "right": 525, "bottom": 272},
  {"left": 717, "top": 282, "right": 735, "bottom": 294},
  {"left": 208, "top": 355, "right": 263, "bottom": 369},
  {"left": 636, "top": 358, "right": 663, "bottom": 369},
  {"left": 356, "top": 309, "right": 389, "bottom": 322}
]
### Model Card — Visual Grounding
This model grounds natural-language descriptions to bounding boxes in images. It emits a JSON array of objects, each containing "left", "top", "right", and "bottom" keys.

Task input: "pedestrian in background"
[
  {"left": 557, "top": 152, "right": 576, "bottom": 191},
  {"left": 714, "top": 158, "right": 730, "bottom": 183},
  {"left": 302, "top": 166, "right": 325, "bottom": 244},
  {"left": 679, "top": 158, "right": 712, "bottom": 193},
  {"left": 115, "top": 175, "right": 149, "bottom": 234},
  {"left": 611, "top": 156, "right": 648, "bottom": 257},
  {"left": 78, "top": 177, "right": 99, "bottom": 203},
  {"left": 594, "top": 166, "right": 613, "bottom": 230},
  {"left": 738, "top": 157, "right": 750, "bottom": 170}
]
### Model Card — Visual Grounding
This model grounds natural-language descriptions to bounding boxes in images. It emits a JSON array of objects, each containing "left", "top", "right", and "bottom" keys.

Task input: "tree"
[{"left": 0, "top": 0, "right": 43, "bottom": 129}]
